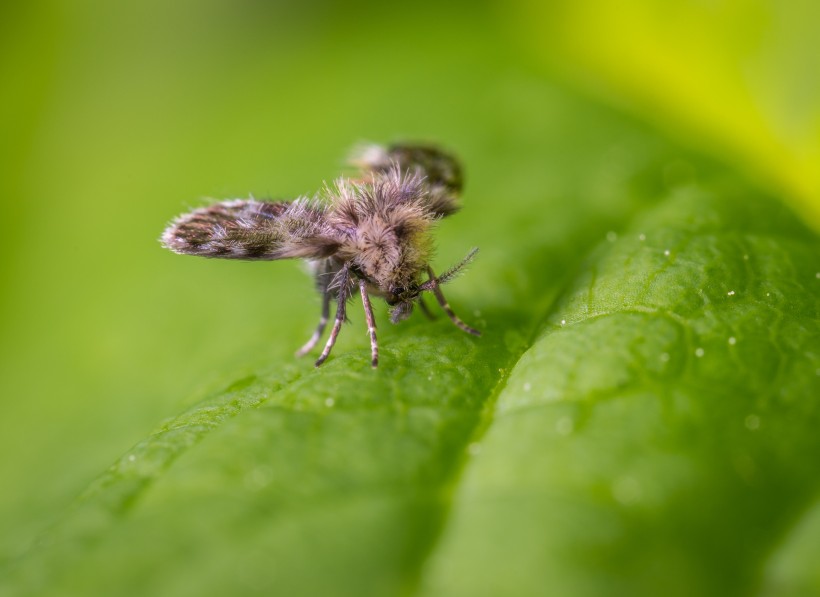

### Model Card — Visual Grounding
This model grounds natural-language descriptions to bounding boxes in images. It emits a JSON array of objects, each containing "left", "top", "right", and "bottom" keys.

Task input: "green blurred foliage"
[
  {"left": 0, "top": 1, "right": 818, "bottom": 596},
  {"left": 520, "top": 0, "right": 820, "bottom": 226}
]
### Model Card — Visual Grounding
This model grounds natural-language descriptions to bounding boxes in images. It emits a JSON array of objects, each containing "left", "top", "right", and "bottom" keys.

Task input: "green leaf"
[
  {"left": 421, "top": 186, "right": 820, "bottom": 597},
  {"left": 2, "top": 75, "right": 818, "bottom": 596}
]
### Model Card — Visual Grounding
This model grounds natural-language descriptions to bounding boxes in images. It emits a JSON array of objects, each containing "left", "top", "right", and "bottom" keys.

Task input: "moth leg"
[
  {"left": 315, "top": 265, "right": 351, "bottom": 367},
  {"left": 425, "top": 266, "right": 481, "bottom": 336},
  {"left": 296, "top": 291, "right": 331, "bottom": 357},
  {"left": 418, "top": 296, "right": 437, "bottom": 320},
  {"left": 359, "top": 278, "right": 379, "bottom": 368}
]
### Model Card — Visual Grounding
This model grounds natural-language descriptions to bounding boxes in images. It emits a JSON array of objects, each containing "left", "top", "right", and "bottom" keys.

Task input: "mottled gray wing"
[
  {"left": 161, "top": 199, "right": 340, "bottom": 260},
  {"left": 351, "top": 142, "right": 463, "bottom": 217}
]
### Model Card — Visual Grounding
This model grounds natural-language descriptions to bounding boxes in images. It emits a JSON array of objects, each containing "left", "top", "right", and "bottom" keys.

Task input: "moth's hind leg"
[
  {"left": 296, "top": 291, "right": 331, "bottom": 357},
  {"left": 315, "top": 265, "right": 351, "bottom": 367}
]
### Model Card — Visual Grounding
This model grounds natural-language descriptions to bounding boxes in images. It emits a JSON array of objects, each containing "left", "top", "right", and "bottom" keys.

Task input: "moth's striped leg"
[
  {"left": 425, "top": 266, "right": 481, "bottom": 336},
  {"left": 359, "top": 279, "right": 379, "bottom": 368},
  {"left": 418, "top": 295, "right": 437, "bottom": 320},
  {"left": 315, "top": 266, "right": 351, "bottom": 367},
  {"left": 296, "top": 291, "right": 331, "bottom": 357}
]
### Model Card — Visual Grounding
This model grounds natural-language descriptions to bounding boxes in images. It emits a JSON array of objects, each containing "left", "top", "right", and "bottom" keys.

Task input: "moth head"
[
  {"left": 385, "top": 282, "right": 420, "bottom": 323},
  {"left": 386, "top": 247, "right": 478, "bottom": 324},
  {"left": 388, "top": 298, "right": 415, "bottom": 324}
]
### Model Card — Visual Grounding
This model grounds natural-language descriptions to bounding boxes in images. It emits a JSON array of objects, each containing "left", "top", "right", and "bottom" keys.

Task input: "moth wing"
[
  {"left": 161, "top": 199, "right": 340, "bottom": 260},
  {"left": 351, "top": 143, "right": 463, "bottom": 217}
]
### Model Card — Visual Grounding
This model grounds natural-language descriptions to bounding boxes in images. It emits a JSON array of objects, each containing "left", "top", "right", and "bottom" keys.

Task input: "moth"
[{"left": 161, "top": 143, "right": 480, "bottom": 367}]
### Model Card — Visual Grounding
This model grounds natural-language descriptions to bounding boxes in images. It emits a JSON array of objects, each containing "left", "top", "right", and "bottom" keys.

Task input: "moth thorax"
[{"left": 355, "top": 216, "right": 402, "bottom": 282}]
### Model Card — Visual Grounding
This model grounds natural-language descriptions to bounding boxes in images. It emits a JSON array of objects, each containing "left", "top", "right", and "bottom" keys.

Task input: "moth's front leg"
[
  {"left": 358, "top": 278, "right": 378, "bottom": 368},
  {"left": 315, "top": 264, "right": 352, "bottom": 367},
  {"left": 425, "top": 265, "right": 481, "bottom": 336},
  {"left": 417, "top": 296, "right": 437, "bottom": 321}
]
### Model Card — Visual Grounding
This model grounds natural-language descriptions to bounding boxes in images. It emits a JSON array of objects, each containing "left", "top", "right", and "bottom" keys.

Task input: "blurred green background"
[{"left": 1, "top": 0, "right": 819, "bottom": 595}]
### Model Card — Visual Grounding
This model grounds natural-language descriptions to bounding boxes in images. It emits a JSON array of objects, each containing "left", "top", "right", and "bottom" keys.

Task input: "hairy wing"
[
  {"left": 161, "top": 199, "right": 340, "bottom": 260},
  {"left": 351, "top": 143, "right": 463, "bottom": 217}
]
